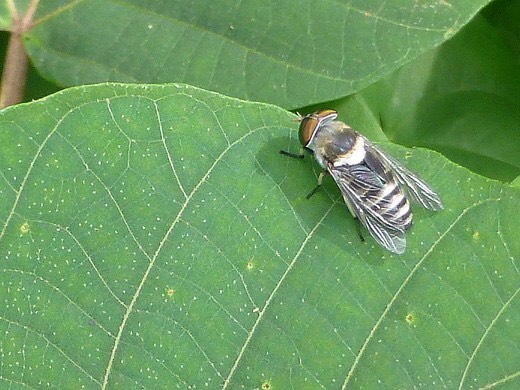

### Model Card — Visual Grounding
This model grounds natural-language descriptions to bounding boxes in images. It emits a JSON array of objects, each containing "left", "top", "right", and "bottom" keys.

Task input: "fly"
[{"left": 280, "top": 109, "right": 443, "bottom": 254}]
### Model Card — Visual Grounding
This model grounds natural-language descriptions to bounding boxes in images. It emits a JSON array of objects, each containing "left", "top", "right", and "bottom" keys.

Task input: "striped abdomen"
[{"left": 373, "top": 181, "right": 413, "bottom": 230}]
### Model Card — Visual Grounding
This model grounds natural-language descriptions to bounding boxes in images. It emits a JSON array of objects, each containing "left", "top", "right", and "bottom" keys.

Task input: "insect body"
[{"left": 281, "top": 110, "right": 443, "bottom": 254}]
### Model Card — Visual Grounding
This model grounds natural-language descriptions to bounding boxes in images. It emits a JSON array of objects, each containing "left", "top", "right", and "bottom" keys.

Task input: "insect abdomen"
[{"left": 374, "top": 182, "right": 413, "bottom": 230}]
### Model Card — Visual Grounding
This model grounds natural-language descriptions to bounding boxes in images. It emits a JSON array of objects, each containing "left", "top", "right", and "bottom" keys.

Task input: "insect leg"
[
  {"left": 280, "top": 149, "right": 304, "bottom": 159},
  {"left": 306, "top": 171, "right": 328, "bottom": 199},
  {"left": 354, "top": 218, "right": 365, "bottom": 242}
]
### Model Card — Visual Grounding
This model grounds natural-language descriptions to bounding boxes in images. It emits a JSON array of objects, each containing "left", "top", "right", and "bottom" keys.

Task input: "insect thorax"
[{"left": 311, "top": 123, "right": 359, "bottom": 168}]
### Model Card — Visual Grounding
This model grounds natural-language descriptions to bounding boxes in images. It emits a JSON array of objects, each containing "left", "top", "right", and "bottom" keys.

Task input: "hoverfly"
[{"left": 281, "top": 109, "right": 443, "bottom": 254}]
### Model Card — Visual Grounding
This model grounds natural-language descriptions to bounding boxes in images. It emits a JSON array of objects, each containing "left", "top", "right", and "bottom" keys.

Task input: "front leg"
[{"left": 280, "top": 149, "right": 304, "bottom": 159}]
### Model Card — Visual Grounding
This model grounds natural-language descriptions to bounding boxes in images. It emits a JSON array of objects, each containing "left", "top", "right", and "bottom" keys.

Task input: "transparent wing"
[
  {"left": 329, "top": 165, "right": 407, "bottom": 254},
  {"left": 366, "top": 140, "right": 444, "bottom": 211}
]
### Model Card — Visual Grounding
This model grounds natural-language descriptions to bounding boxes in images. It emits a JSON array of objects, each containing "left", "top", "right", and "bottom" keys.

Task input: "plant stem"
[
  {"left": 0, "top": 0, "right": 39, "bottom": 109},
  {"left": 0, "top": 32, "right": 28, "bottom": 108}
]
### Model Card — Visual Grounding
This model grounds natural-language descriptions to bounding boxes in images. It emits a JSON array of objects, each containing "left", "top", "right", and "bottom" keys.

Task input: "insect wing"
[
  {"left": 328, "top": 164, "right": 407, "bottom": 254},
  {"left": 367, "top": 143, "right": 443, "bottom": 211}
]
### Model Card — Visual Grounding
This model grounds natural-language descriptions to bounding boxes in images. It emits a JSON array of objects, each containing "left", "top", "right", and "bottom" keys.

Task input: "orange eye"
[
  {"left": 299, "top": 116, "right": 318, "bottom": 146},
  {"left": 298, "top": 110, "right": 338, "bottom": 147}
]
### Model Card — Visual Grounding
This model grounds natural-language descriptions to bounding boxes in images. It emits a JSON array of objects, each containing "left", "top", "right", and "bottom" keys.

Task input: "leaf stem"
[{"left": 0, "top": 0, "right": 39, "bottom": 108}]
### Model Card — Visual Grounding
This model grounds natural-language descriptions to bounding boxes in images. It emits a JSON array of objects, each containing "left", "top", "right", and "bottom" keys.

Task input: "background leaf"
[
  {"left": 19, "top": 0, "right": 491, "bottom": 108},
  {"left": 315, "top": 0, "right": 520, "bottom": 182},
  {"left": 1, "top": 83, "right": 519, "bottom": 388}
]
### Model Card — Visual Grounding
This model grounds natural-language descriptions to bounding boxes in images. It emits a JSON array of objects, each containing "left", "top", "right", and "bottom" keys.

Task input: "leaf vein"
[
  {"left": 458, "top": 285, "right": 520, "bottom": 389},
  {"left": 102, "top": 117, "right": 263, "bottom": 388},
  {"left": 222, "top": 202, "right": 336, "bottom": 388},
  {"left": 342, "top": 198, "right": 501, "bottom": 389}
]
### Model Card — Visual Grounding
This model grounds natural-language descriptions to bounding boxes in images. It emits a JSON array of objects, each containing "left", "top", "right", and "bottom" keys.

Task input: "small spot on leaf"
[
  {"left": 406, "top": 313, "right": 415, "bottom": 325},
  {"left": 261, "top": 380, "right": 272, "bottom": 390},
  {"left": 473, "top": 231, "right": 480, "bottom": 241},
  {"left": 20, "top": 221, "right": 30, "bottom": 234},
  {"left": 166, "top": 287, "right": 176, "bottom": 298},
  {"left": 247, "top": 261, "right": 255, "bottom": 270}
]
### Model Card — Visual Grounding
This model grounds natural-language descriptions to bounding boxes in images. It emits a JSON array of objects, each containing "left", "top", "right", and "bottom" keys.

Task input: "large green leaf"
[
  {"left": 17, "top": 0, "right": 491, "bottom": 108},
  {"left": 1, "top": 84, "right": 519, "bottom": 388}
]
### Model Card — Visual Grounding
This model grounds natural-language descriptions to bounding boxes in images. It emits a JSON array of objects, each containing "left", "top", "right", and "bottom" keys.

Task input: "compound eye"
[{"left": 298, "top": 116, "right": 318, "bottom": 147}]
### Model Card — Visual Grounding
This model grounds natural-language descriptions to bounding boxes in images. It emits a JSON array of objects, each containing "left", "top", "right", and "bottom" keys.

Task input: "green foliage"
[
  {"left": 22, "top": 0, "right": 488, "bottom": 108},
  {"left": 0, "top": 0, "right": 519, "bottom": 388},
  {"left": 5, "top": 0, "right": 517, "bottom": 180},
  {"left": 1, "top": 83, "right": 519, "bottom": 389},
  {"left": 350, "top": 8, "right": 520, "bottom": 182}
]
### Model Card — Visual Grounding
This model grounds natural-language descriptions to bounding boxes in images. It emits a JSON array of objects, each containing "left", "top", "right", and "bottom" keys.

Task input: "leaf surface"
[{"left": 0, "top": 83, "right": 519, "bottom": 389}]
